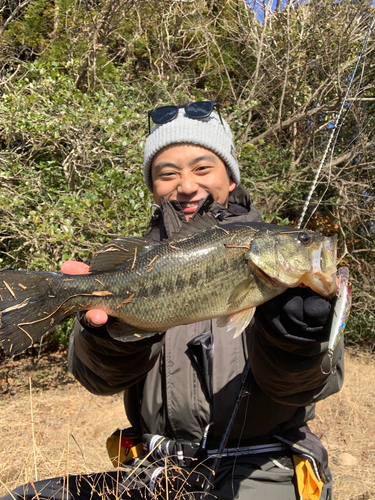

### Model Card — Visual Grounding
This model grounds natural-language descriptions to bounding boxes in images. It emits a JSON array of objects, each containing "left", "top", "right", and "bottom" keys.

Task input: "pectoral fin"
[
  {"left": 226, "top": 277, "right": 255, "bottom": 306},
  {"left": 216, "top": 307, "right": 256, "bottom": 339}
]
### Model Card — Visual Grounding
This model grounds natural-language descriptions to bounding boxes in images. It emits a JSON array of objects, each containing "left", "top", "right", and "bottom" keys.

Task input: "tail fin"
[{"left": 0, "top": 270, "right": 66, "bottom": 355}]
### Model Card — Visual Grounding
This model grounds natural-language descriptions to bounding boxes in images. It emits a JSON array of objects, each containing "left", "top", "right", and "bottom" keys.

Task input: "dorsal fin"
[
  {"left": 89, "top": 237, "right": 158, "bottom": 273},
  {"left": 90, "top": 214, "right": 219, "bottom": 272},
  {"left": 166, "top": 213, "right": 220, "bottom": 242}
]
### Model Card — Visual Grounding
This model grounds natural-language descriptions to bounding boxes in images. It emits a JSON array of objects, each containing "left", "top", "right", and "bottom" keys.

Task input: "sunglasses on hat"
[{"left": 148, "top": 101, "right": 223, "bottom": 134}]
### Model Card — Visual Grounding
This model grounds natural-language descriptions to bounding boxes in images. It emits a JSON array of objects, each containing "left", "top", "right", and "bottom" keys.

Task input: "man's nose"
[{"left": 177, "top": 175, "right": 198, "bottom": 194}]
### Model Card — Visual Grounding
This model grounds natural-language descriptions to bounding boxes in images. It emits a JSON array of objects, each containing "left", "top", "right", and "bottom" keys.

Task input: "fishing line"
[
  {"left": 305, "top": 104, "right": 375, "bottom": 227},
  {"left": 297, "top": 11, "right": 375, "bottom": 229}
]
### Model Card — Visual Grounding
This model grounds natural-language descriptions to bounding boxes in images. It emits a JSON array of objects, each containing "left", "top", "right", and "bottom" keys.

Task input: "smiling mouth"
[{"left": 180, "top": 202, "right": 198, "bottom": 208}]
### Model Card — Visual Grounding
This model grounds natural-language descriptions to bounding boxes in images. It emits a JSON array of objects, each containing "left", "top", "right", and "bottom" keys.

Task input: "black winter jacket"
[{"left": 69, "top": 185, "right": 344, "bottom": 473}]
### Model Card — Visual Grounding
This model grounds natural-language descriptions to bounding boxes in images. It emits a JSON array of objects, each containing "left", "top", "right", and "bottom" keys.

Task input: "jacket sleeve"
[
  {"left": 68, "top": 317, "right": 164, "bottom": 396},
  {"left": 247, "top": 288, "right": 344, "bottom": 406}
]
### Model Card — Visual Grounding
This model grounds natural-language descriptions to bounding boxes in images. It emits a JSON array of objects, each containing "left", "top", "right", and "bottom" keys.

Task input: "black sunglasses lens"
[
  {"left": 148, "top": 101, "right": 220, "bottom": 134},
  {"left": 150, "top": 106, "right": 178, "bottom": 124},
  {"left": 185, "top": 101, "right": 214, "bottom": 118}
]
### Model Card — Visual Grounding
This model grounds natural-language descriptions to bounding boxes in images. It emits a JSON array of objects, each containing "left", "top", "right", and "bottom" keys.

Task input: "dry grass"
[
  {"left": 0, "top": 381, "right": 126, "bottom": 495},
  {"left": 310, "top": 351, "right": 375, "bottom": 500},
  {"left": 0, "top": 350, "right": 374, "bottom": 500}
]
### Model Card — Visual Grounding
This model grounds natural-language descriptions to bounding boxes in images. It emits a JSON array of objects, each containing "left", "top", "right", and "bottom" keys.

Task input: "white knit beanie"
[{"left": 143, "top": 108, "right": 240, "bottom": 192}]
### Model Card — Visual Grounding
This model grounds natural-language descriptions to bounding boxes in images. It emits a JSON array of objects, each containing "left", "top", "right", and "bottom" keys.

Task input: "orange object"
[
  {"left": 293, "top": 455, "right": 324, "bottom": 500},
  {"left": 106, "top": 431, "right": 143, "bottom": 467}
]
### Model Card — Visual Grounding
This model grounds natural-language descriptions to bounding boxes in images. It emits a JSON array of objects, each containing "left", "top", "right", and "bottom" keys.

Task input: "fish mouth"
[{"left": 302, "top": 236, "right": 337, "bottom": 298}]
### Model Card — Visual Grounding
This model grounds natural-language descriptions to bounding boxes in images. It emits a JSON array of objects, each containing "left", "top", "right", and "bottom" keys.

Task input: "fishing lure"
[{"left": 322, "top": 266, "right": 352, "bottom": 374}]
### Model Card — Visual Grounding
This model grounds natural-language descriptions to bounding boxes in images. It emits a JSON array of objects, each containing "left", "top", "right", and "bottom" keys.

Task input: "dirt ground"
[{"left": 0, "top": 348, "right": 374, "bottom": 500}]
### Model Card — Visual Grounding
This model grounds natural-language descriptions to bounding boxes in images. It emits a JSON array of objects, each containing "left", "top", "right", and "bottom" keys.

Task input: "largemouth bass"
[{"left": 0, "top": 215, "right": 337, "bottom": 355}]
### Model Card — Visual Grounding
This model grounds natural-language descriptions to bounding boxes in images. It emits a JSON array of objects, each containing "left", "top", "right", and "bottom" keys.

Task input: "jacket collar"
[{"left": 148, "top": 185, "right": 253, "bottom": 238}]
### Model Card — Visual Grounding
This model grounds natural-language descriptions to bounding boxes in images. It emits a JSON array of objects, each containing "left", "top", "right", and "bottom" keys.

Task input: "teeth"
[{"left": 181, "top": 203, "right": 197, "bottom": 208}]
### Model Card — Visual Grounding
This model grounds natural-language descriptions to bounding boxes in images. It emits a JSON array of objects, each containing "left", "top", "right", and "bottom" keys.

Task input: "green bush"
[{"left": 1, "top": 0, "right": 374, "bottom": 352}]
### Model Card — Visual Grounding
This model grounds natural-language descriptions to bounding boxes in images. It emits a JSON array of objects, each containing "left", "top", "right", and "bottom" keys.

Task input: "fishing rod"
[
  {"left": 296, "top": 12, "right": 375, "bottom": 373},
  {"left": 201, "top": 10, "right": 375, "bottom": 499},
  {"left": 202, "top": 361, "right": 251, "bottom": 498},
  {"left": 297, "top": 11, "right": 375, "bottom": 229}
]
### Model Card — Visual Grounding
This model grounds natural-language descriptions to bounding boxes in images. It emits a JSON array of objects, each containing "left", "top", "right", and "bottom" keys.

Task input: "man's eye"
[{"left": 160, "top": 172, "right": 176, "bottom": 178}]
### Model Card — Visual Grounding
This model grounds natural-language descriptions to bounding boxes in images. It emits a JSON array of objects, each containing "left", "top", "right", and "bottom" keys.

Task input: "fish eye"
[{"left": 298, "top": 232, "right": 311, "bottom": 245}]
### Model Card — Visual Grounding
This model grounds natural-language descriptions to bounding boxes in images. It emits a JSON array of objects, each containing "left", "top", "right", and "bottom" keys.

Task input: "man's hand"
[
  {"left": 256, "top": 287, "right": 333, "bottom": 340},
  {"left": 61, "top": 260, "right": 108, "bottom": 327}
]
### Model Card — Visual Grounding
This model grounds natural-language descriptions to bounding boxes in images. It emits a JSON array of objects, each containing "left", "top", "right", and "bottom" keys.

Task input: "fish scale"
[
  {"left": 84, "top": 230, "right": 251, "bottom": 329},
  {"left": 0, "top": 216, "right": 337, "bottom": 355}
]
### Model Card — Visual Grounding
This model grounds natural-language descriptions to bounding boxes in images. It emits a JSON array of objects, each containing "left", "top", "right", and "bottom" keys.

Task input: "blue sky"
[
  {"left": 250, "top": 0, "right": 375, "bottom": 23},
  {"left": 248, "top": 0, "right": 285, "bottom": 22}
]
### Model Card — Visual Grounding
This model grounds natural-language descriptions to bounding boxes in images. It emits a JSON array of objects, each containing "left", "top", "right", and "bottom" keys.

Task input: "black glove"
[
  {"left": 255, "top": 287, "right": 334, "bottom": 342},
  {"left": 248, "top": 288, "right": 341, "bottom": 405}
]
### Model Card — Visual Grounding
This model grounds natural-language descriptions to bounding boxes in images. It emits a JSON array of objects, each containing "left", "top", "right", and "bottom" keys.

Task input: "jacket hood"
[{"left": 228, "top": 184, "right": 252, "bottom": 210}]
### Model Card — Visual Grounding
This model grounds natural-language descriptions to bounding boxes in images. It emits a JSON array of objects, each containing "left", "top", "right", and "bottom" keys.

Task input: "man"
[{"left": 2, "top": 102, "right": 344, "bottom": 500}]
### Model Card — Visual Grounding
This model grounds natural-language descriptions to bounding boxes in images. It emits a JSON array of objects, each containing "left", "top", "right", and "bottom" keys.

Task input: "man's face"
[{"left": 151, "top": 144, "right": 236, "bottom": 220}]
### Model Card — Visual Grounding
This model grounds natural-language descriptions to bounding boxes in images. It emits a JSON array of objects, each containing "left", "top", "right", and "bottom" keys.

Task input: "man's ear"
[{"left": 229, "top": 180, "right": 236, "bottom": 192}]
